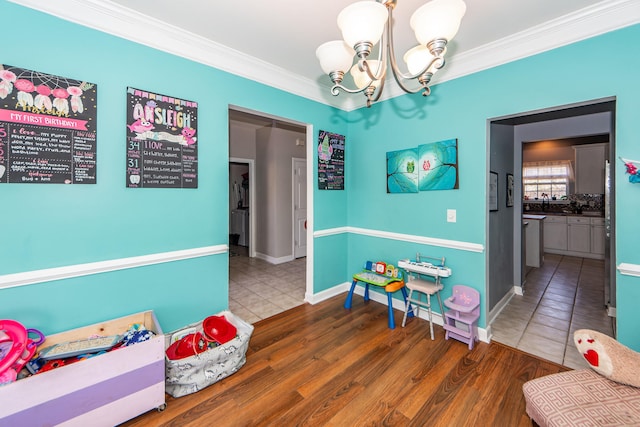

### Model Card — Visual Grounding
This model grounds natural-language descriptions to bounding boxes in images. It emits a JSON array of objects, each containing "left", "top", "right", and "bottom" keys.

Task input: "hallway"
[
  {"left": 491, "top": 253, "right": 614, "bottom": 369},
  {"left": 228, "top": 245, "right": 306, "bottom": 323}
]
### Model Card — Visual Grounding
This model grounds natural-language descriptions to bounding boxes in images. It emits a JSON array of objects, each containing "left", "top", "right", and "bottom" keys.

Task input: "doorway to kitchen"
[{"left": 487, "top": 97, "right": 616, "bottom": 366}]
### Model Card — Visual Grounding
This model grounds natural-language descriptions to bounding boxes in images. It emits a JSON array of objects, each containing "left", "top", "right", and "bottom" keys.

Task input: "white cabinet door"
[
  {"left": 573, "top": 144, "right": 607, "bottom": 194},
  {"left": 568, "top": 217, "right": 591, "bottom": 253},
  {"left": 543, "top": 216, "right": 567, "bottom": 251}
]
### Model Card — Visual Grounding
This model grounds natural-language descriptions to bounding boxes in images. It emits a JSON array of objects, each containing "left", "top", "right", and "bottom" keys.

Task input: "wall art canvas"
[
  {"left": 126, "top": 87, "right": 198, "bottom": 188},
  {"left": 387, "top": 148, "right": 418, "bottom": 193},
  {"left": 418, "top": 138, "right": 458, "bottom": 191},
  {"left": 0, "top": 64, "right": 97, "bottom": 184},
  {"left": 317, "top": 130, "right": 345, "bottom": 190}
]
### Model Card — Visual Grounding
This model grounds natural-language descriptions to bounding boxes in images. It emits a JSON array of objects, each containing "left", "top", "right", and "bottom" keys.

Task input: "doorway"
[
  {"left": 487, "top": 98, "right": 616, "bottom": 365},
  {"left": 228, "top": 107, "right": 311, "bottom": 322}
]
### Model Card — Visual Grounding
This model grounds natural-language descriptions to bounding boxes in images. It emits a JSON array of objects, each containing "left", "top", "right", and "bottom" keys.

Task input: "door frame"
[
  {"left": 486, "top": 97, "right": 617, "bottom": 326},
  {"left": 228, "top": 105, "right": 314, "bottom": 304}
]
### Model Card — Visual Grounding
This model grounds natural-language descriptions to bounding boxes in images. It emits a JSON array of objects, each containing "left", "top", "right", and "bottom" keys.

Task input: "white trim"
[
  {"left": 305, "top": 124, "right": 314, "bottom": 306},
  {"left": 313, "top": 227, "right": 351, "bottom": 238},
  {"left": 340, "top": 285, "right": 490, "bottom": 343},
  {"left": 0, "top": 245, "right": 225, "bottom": 290},
  {"left": 313, "top": 226, "right": 484, "bottom": 253},
  {"left": 254, "top": 251, "right": 294, "bottom": 265},
  {"left": 306, "top": 282, "right": 351, "bottom": 305},
  {"left": 8, "top": 0, "right": 639, "bottom": 111},
  {"left": 618, "top": 262, "right": 640, "bottom": 277}
]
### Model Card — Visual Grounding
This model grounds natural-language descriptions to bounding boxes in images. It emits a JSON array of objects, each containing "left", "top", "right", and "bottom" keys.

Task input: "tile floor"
[
  {"left": 491, "top": 253, "right": 615, "bottom": 369},
  {"left": 228, "top": 245, "right": 306, "bottom": 324}
]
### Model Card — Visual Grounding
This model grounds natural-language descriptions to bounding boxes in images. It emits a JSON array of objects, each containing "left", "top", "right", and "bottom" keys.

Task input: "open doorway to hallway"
[
  {"left": 227, "top": 107, "right": 310, "bottom": 322},
  {"left": 487, "top": 98, "right": 616, "bottom": 367}
]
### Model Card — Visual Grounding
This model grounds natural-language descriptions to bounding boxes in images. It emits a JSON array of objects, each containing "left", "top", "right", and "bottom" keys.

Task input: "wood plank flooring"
[{"left": 121, "top": 295, "right": 567, "bottom": 426}]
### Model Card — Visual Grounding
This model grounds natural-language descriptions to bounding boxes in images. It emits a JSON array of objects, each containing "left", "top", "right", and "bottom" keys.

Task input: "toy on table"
[{"left": 344, "top": 260, "right": 410, "bottom": 329}]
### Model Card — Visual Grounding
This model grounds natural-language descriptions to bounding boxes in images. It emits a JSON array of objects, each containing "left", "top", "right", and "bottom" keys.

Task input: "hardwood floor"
[{"left": 122, "top": 295, "right": 567, "bottom": 426}]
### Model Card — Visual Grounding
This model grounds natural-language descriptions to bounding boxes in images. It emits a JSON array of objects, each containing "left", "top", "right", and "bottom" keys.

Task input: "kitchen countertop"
[
  {"left": 524, "top": 211, "right": 604, "bottom": 218},
  {"left": 522, "top": 214, "right": 546, "bottom": 220}
]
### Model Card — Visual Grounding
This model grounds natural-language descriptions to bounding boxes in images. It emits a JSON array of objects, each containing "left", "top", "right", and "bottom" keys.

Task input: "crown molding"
[
  {"left": 383, "top": 0, "right": 640, "bottom": 103},
  {"left": 8, "top": 0, "right": 639, "bottom": 112}
]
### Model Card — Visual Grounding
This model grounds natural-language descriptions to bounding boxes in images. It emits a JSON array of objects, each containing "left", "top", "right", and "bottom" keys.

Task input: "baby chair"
[{"left": 443, "top": 285, "right": 480, "bottom": 350}]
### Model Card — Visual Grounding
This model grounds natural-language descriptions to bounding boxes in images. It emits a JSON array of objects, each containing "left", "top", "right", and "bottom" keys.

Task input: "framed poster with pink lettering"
[
  {"left": 0, "top": 64, "right": 97, "bottom": 184},
  {"left": 125, "top": 87, "right": 198, "bottom": 188}
]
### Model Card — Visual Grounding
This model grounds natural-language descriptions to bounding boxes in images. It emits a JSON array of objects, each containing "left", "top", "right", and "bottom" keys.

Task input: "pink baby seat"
[{"left": 443, "top": 285, "right": 480, "bottom": 350}]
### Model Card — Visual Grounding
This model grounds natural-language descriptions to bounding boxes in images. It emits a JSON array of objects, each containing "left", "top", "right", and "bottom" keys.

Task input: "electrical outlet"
[{"left": 447, "top": 209, "right": 456, "bottom": 223}]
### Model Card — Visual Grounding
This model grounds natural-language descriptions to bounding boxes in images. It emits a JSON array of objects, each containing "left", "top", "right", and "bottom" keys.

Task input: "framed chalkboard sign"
[
  {"left": 0, "top": 64, "right": 97, "bottom": 184},
  {"left": 125, "top": 87, "right": 198, "bottom": 188},
  {"left": 318, "top": 130, "right": 344, "bottom": 190}
]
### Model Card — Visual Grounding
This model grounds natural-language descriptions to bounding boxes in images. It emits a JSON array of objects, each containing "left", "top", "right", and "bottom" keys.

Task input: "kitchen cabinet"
[
  {"left": 523, "top": 215, "right": 545, "bottom": 268},
  {"left": 591, "top": 217, "right": 605, "bottom": 255},
  {"left": 543, "top": 215, "right": 568, "bottom": 251},
  {"left": 568, "top": 216, "right": 591, "bottom": 253},
  {"left": 535, "top": 214, "right": 604, "bottom": 259},
  {"left": 573, "top": 143, "right": 607, "bottom": 194}
]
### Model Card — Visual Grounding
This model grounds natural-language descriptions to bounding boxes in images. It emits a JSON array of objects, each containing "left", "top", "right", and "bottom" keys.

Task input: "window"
[{"left": 523, "top": 160, "right": 573, "bottom": 200}]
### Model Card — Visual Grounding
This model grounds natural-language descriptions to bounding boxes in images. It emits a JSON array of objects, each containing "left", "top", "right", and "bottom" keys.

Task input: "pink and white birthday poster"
[
  {"left": 125, "top": 87, "right": 198, "bottom": 189},
  {"left": 0, "top": 64, "right": 97, "bottom": 184}
]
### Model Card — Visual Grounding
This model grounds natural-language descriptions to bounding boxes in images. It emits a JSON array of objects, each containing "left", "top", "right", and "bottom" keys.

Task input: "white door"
[{"left": 293, "top": 158, "right": 307, "bottom": 258}]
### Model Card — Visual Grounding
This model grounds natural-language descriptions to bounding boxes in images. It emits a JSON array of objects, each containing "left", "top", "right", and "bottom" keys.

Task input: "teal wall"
[
  {"left": 0, "top": 1, "right": 348, "bottom": 333},
  {"left": 2, "top": 0, "right": 639, "bottom": 351},
  {"left": 345, "top": 24, "right": 640, "bottom": 349}
]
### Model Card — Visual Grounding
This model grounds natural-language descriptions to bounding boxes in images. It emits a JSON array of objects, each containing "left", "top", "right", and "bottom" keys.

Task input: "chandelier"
[{"left": 316, "top": 0, "right": 466, "bottom": 107}]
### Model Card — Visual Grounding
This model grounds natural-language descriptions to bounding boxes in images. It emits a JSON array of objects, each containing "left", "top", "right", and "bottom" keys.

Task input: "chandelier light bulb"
[
  {"left": 410, "top": 0, "right": 467, "bottom": 46},
  {"left": 350, "top": 60, "right": 382, "bottom": 90},
  {"left": 338, "top": 1, "right": 388, "bottom": 49},
  {"left": 316, "top": 40, "right": 356, "bottom": 75},
  {"left": 403, "top": 45, "right": 436, "bottom": 75}
]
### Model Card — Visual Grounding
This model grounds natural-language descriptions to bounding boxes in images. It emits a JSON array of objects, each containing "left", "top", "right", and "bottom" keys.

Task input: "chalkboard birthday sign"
[
  {"left": 317, "top": 130, "right": 345, "bottom": 190},
  {"left": 0, "top": 65, "right": 97, "bottom": 184},
  {"left": 126, "top": 87, "right": 198, "bottom": 188}
]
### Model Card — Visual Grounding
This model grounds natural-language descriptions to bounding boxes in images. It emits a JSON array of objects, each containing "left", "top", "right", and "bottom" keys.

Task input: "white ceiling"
[
  {"left": 10, "top": 0, "right": 640, "bottom": 110},
  {"left": 106, "top": 0, "right": 604, "bottom": 78}
]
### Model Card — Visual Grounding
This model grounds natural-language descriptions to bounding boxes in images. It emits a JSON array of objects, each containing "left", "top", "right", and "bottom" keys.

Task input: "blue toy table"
[{"left": 344, "top": 263, "right": 412, "bottom": 329}]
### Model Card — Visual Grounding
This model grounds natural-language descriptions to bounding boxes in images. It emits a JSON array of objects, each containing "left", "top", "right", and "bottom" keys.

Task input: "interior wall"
[
  {"left": 0, "top": 1, "right": 349, "bottom": 334},
  {"left": 489, "top": 123, "right": 516, "bottom": 310},
  {"left": 346, "top": 25, "right": 640, "bottom": 347},
  {"left": 255, "top": 126, "right": 305, "bottom": 261}
]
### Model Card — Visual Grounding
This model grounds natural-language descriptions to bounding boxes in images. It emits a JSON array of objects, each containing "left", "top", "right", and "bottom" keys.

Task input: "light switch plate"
[{"left": 447, "top": 209, "right": 456, "bottom": 223}]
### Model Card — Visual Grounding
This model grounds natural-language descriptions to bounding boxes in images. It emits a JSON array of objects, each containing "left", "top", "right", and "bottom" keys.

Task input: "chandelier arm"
[
  {"left": 370, "top": 72, "right": 386, "bottom": 103},
  {"left": 330, "top": 83, "right": 368, "bottom": 96},
  {"left": 358, "top": 32, "right": 387, "bottom": 92},
  {"left": 384, "top": 3, "right": 445, "bottom": 94}
]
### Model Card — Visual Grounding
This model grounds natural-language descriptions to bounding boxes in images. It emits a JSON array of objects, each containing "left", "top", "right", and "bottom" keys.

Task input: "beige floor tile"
[
  {"left": 490, "top": 254, "right": 612, "bottom": 368},
  {"left": 229, "top": 248, "right": 306, "bottom": 322}
]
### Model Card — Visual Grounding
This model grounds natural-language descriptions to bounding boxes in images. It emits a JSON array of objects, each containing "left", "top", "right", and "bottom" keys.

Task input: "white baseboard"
[
  {"left": 306, "top": 282, "right": 351, "bottom": 305},
  {"left": 254, "top": 252, "right": 294, "bottom": 265},
  {"left": 311, "top": 283, "right": 489, "bottom": 343}
]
